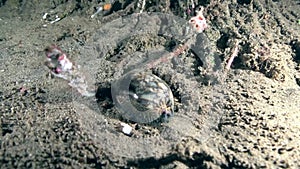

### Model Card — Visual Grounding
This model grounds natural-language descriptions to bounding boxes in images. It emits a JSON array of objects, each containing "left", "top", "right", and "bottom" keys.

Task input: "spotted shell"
[{"left": 111, "top": 70, "right": 174, "bottom": 123}]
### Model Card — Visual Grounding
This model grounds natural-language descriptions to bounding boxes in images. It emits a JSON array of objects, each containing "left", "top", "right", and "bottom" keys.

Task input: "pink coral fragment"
[{"left": 189, "top": 7, "right": 208, "bottom": 33}]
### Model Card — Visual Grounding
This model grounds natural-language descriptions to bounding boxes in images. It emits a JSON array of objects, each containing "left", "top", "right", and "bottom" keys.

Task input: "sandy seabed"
[{"left": 0, "top": 0, "right": 300, "bottom": 168}]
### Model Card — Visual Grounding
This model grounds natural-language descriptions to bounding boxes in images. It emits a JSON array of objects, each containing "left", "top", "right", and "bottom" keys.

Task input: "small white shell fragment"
[
  {"left": 120, "top": 122, "right": 133, "bottom": 135},
  {"left": 50, "top": 16, "right": 61, "bottom": 24},
  {"left": 42, "top": 13, "right": 48, "bottom": 20},
  {"left": 91, "top": 6, "right": 103, "bottom": 18}
]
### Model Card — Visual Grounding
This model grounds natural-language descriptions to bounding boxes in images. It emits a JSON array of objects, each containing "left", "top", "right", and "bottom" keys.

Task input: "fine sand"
[{"left": 0, "top": 0, "right": 300, "bottom": 168}]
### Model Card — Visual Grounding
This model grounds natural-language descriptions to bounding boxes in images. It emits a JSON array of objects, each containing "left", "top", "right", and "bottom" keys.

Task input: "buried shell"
[{"left": 111, "top": 70, "right": 174, "bottom": 123}]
